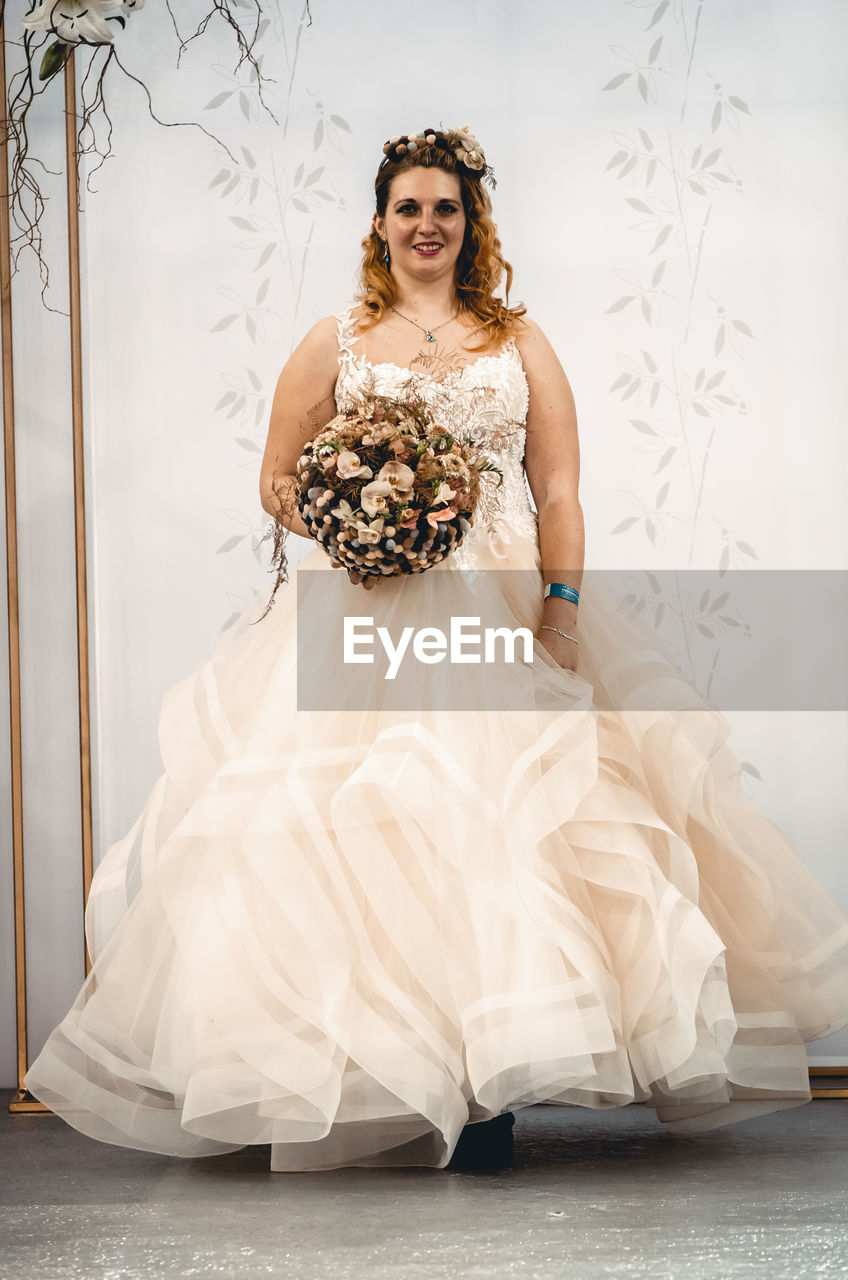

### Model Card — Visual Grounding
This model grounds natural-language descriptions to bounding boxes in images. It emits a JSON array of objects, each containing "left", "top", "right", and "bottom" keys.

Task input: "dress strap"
[{"left": 333, "top": 303, "right": 360, "bottom": 359}]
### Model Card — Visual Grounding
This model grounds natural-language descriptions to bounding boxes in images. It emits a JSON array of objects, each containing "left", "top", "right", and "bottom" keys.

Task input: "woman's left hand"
[{"left": 536, "top": 629, "right": 579, "bottom": 672}]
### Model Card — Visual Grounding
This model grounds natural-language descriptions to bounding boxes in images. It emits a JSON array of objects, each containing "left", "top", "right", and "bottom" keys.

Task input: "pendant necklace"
[{"left": 390, "top": 304, "right": 457, "bottom": 344}]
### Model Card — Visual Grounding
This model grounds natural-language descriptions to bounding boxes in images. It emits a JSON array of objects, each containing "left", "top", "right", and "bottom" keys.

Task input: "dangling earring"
[{"left": 382, "top": 238, "right": 390, "bottom": 269}]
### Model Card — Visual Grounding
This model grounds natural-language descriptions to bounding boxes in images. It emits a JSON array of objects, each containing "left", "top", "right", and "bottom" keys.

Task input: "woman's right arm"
[{"left": 259, "top": 315, "right": 341, "bottom": 537}]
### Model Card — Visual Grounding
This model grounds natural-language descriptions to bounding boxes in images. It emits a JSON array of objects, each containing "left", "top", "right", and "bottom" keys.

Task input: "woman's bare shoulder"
[
  {"left": 511, "top": 313, "right": 554, "bottom": 354},
  {"left": 286, "top": 308, "right": 349, "bottom": 372},
  {"left": 307, "top": 299, "right": 375, "bottom": 344},
  {"left": 269, "top": 313, "right": 341, "bottom": 395},
  {"left": 299, "top": 311, "right": 342, "bottom": 349},
  {"left": 511, "top": 314, "right": 573, "bottom": 389}
]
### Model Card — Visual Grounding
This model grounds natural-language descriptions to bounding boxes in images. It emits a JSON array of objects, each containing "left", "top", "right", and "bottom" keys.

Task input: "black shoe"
[{"left": 447, "top": 1111, "right": 516, "bottom": 1170}]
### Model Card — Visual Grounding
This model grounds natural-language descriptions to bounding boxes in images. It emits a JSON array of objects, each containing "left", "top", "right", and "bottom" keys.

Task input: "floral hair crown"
[{"left": 381, "top": 126, "right": 496, "bottom": 188}]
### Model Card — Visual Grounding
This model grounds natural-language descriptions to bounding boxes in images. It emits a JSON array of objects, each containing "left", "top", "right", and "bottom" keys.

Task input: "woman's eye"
[{"left": 397, "top": 205, "right": 458, "bottom": 215}]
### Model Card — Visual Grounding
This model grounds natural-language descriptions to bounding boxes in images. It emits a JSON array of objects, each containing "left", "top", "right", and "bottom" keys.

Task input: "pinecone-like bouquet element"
[{"left": 296, "top": 393, "right": 502, "bottom": 578}]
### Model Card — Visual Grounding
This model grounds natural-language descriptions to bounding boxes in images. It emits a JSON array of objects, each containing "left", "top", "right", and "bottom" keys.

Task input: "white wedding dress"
[{"left": 24, "top": 303, "right": 848, "bottom": 1170}]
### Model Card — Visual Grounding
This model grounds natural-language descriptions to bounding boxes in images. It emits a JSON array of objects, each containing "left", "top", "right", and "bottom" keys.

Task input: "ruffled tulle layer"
[{"left": 24, "top": 533, "right": 848, "bottom": 1169}]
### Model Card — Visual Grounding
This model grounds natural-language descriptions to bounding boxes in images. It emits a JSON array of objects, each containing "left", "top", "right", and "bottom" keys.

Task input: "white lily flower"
[
  {"left": 434, "top": 481, "right": 457, "bottom": 505},
  {"left": 22, "top": 0, "right": 125, "bottom": 43}
]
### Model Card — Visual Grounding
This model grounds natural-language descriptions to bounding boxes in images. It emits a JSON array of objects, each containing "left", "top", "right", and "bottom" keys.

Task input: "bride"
[
  {"left": 23, "top": 126, "right": 848, "bottom": 1173},
  {"left": 261, "top": 123, "right": 582, "bottom": 687}
]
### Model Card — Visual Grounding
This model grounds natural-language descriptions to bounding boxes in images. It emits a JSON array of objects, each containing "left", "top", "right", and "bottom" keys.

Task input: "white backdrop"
[{"left": 3, "top": 0, "right": 847, "bottom": 1087}]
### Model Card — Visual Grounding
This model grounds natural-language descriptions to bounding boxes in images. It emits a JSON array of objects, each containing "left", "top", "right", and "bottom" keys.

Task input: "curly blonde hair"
[{"left": 355, "top": 135, "right": 526, "bottom": 350}]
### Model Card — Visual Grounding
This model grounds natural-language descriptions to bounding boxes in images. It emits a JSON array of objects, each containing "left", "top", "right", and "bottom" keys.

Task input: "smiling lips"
[{"left": 413, "top": 242, "right": 442, "bottom": 255}]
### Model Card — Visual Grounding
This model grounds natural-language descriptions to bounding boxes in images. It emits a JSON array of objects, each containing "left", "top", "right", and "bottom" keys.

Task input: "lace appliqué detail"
[{"left": 332, "top": 305, "right": 539, "bottom": 567}]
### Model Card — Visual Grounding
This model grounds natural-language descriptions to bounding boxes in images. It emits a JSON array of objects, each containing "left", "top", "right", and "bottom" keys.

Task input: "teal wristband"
[{"left": 544, "top": 582, "right": 580, "bottom": 604}]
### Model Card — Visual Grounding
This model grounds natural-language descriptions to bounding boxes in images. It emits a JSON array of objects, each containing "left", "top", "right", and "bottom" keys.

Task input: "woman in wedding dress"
[{"left": 24, "top": 126, "right": 848, "bottom": 1172}]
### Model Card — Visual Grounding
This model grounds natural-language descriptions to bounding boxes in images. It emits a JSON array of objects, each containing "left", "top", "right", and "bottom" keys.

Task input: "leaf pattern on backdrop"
[
  {"left": 199, "top": 4, "right": 352, "bottom": 630},
  {"left": 604, "top": 0, "right": 763, "bottom": 792}
]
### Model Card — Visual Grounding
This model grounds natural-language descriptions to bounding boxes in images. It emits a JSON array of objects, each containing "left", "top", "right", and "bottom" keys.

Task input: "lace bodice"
[{"left": 332, "top": 304, "right": 539, "bottom": 566}]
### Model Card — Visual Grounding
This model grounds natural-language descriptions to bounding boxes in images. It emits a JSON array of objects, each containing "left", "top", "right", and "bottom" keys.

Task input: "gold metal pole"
[
  {"left": 0, "top": 12, "right": 37, "bottom": 1114},
  {"left": 62, "top": 45, "right": 95, "bottom": 961},
  {"left": 8, "top": 38, "right": 92, "bottom": 1113}
]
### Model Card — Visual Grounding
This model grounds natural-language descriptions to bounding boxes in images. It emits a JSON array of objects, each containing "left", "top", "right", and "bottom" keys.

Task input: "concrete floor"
[{"left": 2, "top": 1090, "right": 847, "bottom": 1279}]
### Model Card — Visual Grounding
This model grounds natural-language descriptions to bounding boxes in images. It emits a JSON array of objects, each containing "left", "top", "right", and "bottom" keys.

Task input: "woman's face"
[{"left": 373, "top": 168, "right": 466, "bottom": 282}]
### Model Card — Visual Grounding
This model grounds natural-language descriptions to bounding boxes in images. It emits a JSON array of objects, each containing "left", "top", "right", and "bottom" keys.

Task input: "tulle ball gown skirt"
[{"left": 23, "top": 532, "right": 848, "bottom": 1171}]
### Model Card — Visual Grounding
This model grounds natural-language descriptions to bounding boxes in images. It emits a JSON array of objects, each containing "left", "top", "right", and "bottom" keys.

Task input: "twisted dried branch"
[{"left": 0, "top": 1, "right": 285, "bottom": 302}]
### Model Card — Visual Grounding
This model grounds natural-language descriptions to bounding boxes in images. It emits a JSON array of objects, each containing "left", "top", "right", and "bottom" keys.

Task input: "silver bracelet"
[{"left": 541, "top": 625, "right": 580, "bottom": 645}]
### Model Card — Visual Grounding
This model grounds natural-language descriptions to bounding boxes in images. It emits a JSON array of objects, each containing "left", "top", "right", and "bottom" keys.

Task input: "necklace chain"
[{"left": 390, "top": 303, "right": 458, "bottom": 344}]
